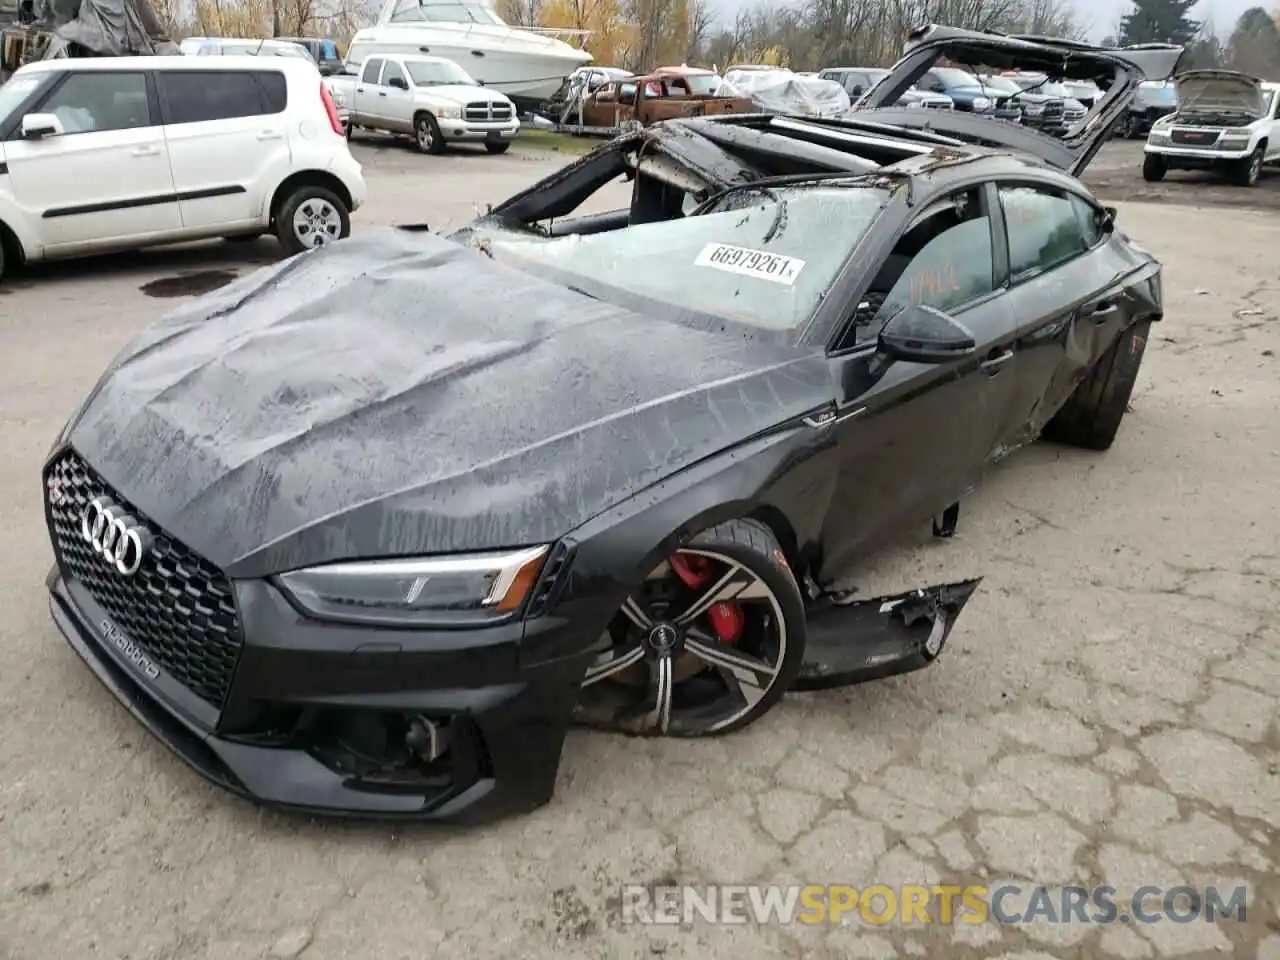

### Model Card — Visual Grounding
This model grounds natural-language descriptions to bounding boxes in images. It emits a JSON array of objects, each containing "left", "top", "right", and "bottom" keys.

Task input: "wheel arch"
[
  {"left": 565, "top": 424, "right": 840, "bottom": 597},
  {"left": 0, "top": 216, "right": 26, "bottom": 268},
  {"left": 268, "top": 170, "right": 354, "bottom": 224}
]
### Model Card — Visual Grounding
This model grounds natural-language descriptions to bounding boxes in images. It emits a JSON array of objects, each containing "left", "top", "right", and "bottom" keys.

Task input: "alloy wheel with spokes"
[{"left": 574, "top": 521, "right": 805, "bottom": 737}]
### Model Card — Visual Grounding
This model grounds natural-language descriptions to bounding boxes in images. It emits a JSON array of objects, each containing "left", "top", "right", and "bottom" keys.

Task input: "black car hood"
[{"left": 62, "top": 229, "right": 833, "bottom": 578}]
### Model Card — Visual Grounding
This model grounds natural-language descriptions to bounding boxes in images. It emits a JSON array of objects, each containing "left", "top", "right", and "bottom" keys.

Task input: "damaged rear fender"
[{"left": 792, "top": 577, "right": 983, "bottom": 691}]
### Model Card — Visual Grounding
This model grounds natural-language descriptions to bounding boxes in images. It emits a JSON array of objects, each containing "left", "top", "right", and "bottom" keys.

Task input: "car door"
[
  {"left": 818, "top": 183, "right": 1018, "bottom": 579},
  {"left": 994, "top": 181, "right": 1152, "bottom": 447},
  {"left": 355, "top": 58, "right": 386, "bottom": 125},
  {"left": 155, "top": 68, "right": 287, "bottom": 232},
  {"left": 377, "top": 60, "right": 414, "bottom": 133},
  {"left": 3, "top": 69, "right": 180, "bottom": 251}
]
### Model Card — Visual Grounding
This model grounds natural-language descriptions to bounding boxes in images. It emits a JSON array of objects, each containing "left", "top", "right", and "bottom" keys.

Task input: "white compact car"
[
  {"left": 0, "top": 56, "right": 366, "bottom": 280},
  {"left": 1144, "top": 71, "right": 1280, "bottom": 186},
  {"left": 184, "top": 37, "right": 352, "bottom": 129},
  {"left": 328, "top": 53, "right": 519, "bottom": 154}
]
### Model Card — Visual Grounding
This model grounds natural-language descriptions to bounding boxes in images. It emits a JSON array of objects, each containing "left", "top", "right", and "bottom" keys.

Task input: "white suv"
[{"left": 0, "top": 56, "right": 366, "bottom": 281}]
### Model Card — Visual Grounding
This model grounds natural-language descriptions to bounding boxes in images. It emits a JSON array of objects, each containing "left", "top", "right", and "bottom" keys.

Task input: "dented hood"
[
  {"left": 1174, "top": 70, "right": 1265, "bottom": 117},
  {"left": 57, "top": 229, "right": 833, "bottom": 579}
]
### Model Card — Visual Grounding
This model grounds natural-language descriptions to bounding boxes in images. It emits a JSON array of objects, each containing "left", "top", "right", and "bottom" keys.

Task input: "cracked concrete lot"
[{"left": 0, "top": 141, "right": 1278, "bottom": 960}]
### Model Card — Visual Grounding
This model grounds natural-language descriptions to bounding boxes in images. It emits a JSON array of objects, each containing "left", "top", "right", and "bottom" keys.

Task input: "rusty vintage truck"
[{"left": 555, "top": 65, "right": 755, "bottom": 133}]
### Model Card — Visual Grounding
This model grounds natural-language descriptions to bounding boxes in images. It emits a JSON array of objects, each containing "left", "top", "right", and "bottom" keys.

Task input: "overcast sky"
[{"left": 708, "top": 0, "right": 1254, "bottom": 41}]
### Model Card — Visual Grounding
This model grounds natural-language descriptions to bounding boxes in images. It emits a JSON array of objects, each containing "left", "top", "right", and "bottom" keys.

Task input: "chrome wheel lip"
[
  {"left": 291, "top": 198, "right": 342, "bottom": 248},
  {"left": 576, "top": 546, "right": 788, "bottom": 736}
]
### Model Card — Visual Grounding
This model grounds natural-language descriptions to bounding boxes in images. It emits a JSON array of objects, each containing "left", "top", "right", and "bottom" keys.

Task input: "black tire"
[
  {"left": 485, "top": 140, "right": 511, "bottom": 155},
  {"left": 0, "top": 234, "right": 6, "bottom": 284},
  {"left": 1142, "top": 154, "right": 1166, "bottom": 182},
  {"left": 574, "top": 517, "right": 806, "bottom": 737},
  {"left": 414, "top": 112, "right": 445, "bottom": 155},
  {"left": 273, "top": 186, "right": 350, "bottom": 256},
  {"left": 1231, "top": 145, "right": 1264, "bottom": 186},
  {"left": 1041, "top": 320, "right": 1152, "bottom": 451},
  {"left": 1124, "top": 114, "right": 1143, "bottom": 139}
]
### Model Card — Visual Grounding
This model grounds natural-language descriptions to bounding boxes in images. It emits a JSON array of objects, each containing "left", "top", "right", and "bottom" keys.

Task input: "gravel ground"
[{"left": 0, "top": 137, "right": 1277, "bottom": 960}]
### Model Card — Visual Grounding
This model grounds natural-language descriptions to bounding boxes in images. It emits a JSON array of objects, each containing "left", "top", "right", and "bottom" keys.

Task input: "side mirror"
[
  {"left": 21, "top": 112, "right": 62, "bottom": 140},
  {"left": 878, "top": 304, "right": 976, "bottom": 363},
  {"left": 1099, "top": 205, "right": 1117, "bottom": 233},
  {"left": 388, "top": 76, "right": 408, "bottom": 90}
]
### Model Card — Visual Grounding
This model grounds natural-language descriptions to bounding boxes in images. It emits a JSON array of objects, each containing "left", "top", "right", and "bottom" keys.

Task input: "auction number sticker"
[{"left": 694, "top": 243, "right": 805, "bottom": 286}]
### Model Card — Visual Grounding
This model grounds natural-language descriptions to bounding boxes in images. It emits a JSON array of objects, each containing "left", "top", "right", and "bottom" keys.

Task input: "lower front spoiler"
[
  {"left": 47, "top": 572, "right": 577, "bottom": 824},
  {"left": 795, "top": 578, "right": 983, "bottom": 691}
]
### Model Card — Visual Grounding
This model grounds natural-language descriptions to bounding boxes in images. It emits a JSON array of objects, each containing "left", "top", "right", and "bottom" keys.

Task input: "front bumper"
[
  {"left": 1145, "top": 144, "right": 1251, "bottom": 165},
  {"left": 439, "top": 121, "right": 520, "bottom": 142},
  {"left": 47, "top": 565, "right": 595, "bottom": 822}
]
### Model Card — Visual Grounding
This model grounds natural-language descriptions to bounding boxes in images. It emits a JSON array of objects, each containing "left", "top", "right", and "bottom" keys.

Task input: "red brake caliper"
[{"left": 669, "top": 554, "right": 744, "bottom": 644}]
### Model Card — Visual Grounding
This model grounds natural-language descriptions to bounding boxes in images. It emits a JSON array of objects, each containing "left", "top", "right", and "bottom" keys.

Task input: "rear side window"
[
  {"left": 999, "top": 184, "right": 1093, "bottom": 282},
  {"left": 320, "top": 40, "right": 339, "bottom": 60},
  {"left": 157, "top": 70, "right": 286, "bottom": 124}
]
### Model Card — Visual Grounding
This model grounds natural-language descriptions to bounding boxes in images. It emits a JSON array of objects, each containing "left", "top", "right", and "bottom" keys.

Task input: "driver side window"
[
  {"left": 383, "top": 61, "right": 407, "bottom": 88},
  {"left": 849, "top": 187, "right": 994, "bottom": 346}
]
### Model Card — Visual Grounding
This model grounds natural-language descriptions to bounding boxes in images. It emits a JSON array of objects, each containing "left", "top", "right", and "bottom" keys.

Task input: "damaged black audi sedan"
[{"left": 43, "top": 27, "right": 1180, "bottom": 822}]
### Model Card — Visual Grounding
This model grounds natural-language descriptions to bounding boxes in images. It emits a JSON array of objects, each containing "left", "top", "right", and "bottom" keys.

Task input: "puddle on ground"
[{"left": 140, "top": 270, "right": 237, "bottom": 298}]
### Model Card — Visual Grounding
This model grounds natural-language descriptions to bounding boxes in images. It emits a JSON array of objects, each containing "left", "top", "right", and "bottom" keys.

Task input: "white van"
[{"left": 0, "top": 55, "right": 366, "bottom": 280}]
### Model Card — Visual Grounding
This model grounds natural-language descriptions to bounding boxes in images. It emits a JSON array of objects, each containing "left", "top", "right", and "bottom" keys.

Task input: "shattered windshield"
[{"left": 479, "top": 184, "right": 889, "bottom": 336}]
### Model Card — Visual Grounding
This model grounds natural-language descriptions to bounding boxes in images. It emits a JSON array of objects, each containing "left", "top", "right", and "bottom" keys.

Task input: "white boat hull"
[{"left": 350, "top": 23, "right": 592, "bottom": 103}]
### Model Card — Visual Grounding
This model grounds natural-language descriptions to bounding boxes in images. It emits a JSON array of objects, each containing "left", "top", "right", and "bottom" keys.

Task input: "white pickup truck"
[
  {"left": 1144, "top": 71, "right": 1280, "bottom": 186},
  {"left": 327, "top": 54, "right": 520, "bottom": 155}
]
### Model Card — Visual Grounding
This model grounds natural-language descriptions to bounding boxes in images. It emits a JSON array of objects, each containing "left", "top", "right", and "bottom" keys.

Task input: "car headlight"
[
  {"left": 906, "top": 98, "right": 925, "bottom": 108},
  {"left": 277, "top": 545, "right": 550, "bottom": 627},
  {"left": 970, "top": 96, "right": 992, "bottom": 110},
  {"left": 1147, "top": 128, "right": 1171, "bottom": 143},
  {"left": 1021, "top": 101, "right": 1044, "bottom": 115},
  {"left": 437, "top": 105, "right": 461, "bottom": 119},
  {"left": 1219, "top": 136, "right": 1249, "bottom": 149}
]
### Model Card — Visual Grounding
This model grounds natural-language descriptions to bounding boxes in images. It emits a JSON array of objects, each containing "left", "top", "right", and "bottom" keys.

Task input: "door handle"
[
  {"left": 980, "top": 348, "right": 1014, "bottom": 374},
  {"left": 130, "top": 145, "right": 160, "bottom": 157},
  {"left": 256, "top": 130, "right": 283, "bottom": 141},
  {"left": 357, "top": 87, "right": 364, "bottom": 92},
  {"left": 378, "top": 91, "right": 387, "bottom": 97},
  {"left": 1085, "top": 296, "right": 1121, "bottom": 321}
]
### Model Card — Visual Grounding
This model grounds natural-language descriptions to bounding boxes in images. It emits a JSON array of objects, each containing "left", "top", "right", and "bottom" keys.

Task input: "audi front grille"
[{"left": 45, "top": 451, "right": 245, "bottom": 710}]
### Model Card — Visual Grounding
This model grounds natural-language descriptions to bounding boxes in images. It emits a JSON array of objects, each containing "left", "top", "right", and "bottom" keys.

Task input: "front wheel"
[
  {"left": 1142, "top": 154, "right": 1167, "bottom": 182},
  {"left": 1231, "top": 146, "right": 1264, "bottom": 186},
  {"left": 1041, "top": 320, "right": 1152, "bottom": 451},
  {"left": 415, "top": 112, "right": 445, "bottom": 155},
  {"left": 573, "top": 518, "right": 805, "bottom": 737},
  {"left": 274, "top": 186, "right": 350, "bottom": 256}
]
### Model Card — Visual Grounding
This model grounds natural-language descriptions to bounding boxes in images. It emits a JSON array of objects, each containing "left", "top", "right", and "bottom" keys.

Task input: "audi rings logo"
[{"left": 80, "top": 497, "right": 153, "bottom": 576}]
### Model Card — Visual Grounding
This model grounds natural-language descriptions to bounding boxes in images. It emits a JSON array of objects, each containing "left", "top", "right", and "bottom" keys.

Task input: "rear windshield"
[{"left": 477, "top": 184, "right": 889, "bottom": 338}]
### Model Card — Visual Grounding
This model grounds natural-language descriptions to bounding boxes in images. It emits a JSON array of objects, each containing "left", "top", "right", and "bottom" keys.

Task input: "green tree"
[
  {"left": 1226, "top": 6, "right": 1280, "bottom": 77},
  {"left": 1118, "top": 0, "right": 1200, "bottom": 45}
]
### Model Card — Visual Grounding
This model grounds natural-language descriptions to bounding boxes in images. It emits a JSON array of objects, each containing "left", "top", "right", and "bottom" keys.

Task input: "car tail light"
[{"left": 319, "top": 81, "right": 344, "bottom": 136}]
